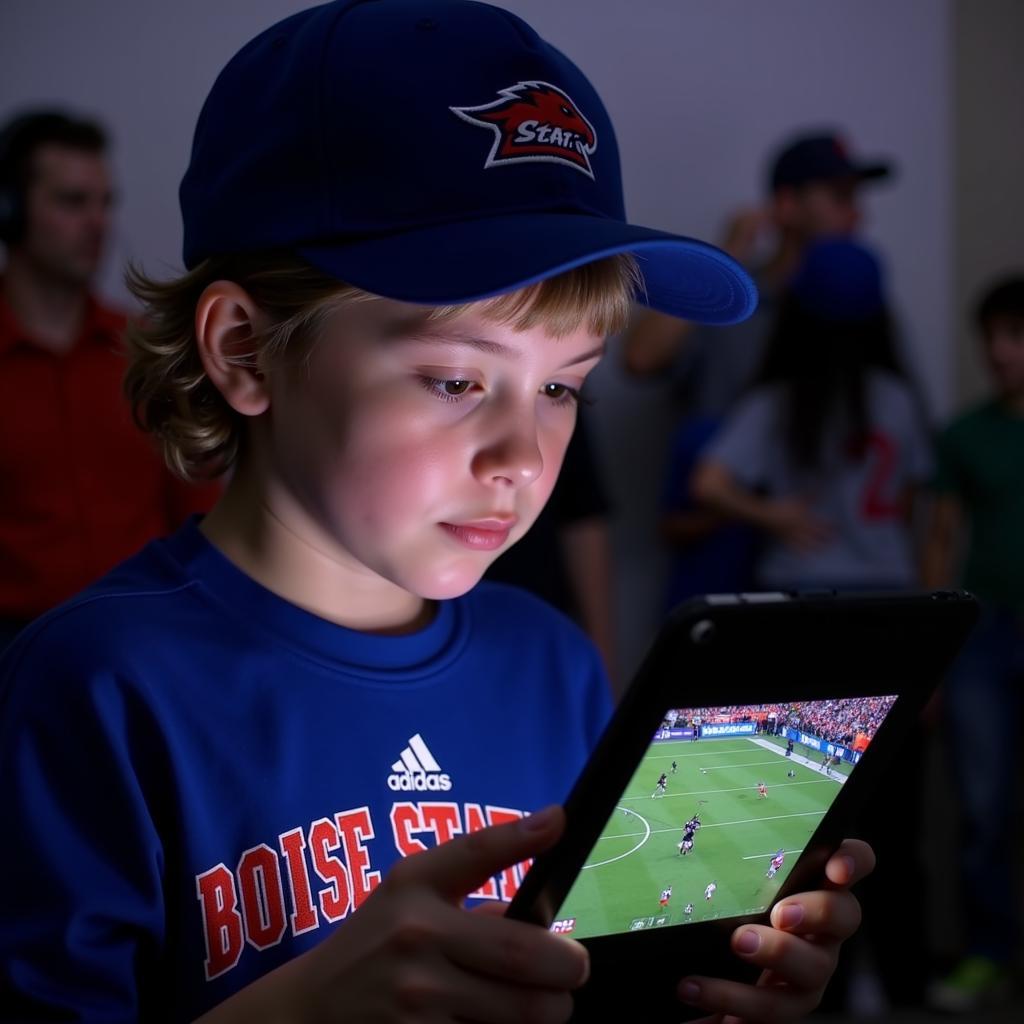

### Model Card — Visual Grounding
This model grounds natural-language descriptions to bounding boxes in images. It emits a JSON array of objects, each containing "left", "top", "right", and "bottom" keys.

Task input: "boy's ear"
[{"left": 195, "top": 281, "right": 271, "bottom": 416}]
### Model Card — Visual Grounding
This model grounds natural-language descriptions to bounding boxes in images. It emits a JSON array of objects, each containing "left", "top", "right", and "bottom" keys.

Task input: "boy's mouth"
[{"left": 440, "top": 518, "right": 517, "bottom": 551}]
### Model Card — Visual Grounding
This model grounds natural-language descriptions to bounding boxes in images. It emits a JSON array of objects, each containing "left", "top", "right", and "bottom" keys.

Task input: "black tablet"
[{"left": 507, "top": 589, "right": 979, "bottom": 1023}]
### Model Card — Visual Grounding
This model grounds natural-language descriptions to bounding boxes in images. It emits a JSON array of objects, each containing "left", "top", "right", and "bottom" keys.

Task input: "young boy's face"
[
  {"left": 982, "top": 314, "right": 1024, "bottom": 399},
  {"left": 262, "top": 297, "right": 605, "bottom": 601}
]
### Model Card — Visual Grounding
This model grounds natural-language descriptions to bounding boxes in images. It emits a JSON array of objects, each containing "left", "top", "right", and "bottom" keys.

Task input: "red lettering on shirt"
[
  {"left": 195, "top": 801, "right": 528, "bottom": 982},
  {"left": 279, "top": 827, "right": 319, "bottom": 935},
  {"left": 196, "top": 864, "right": 243, "bottom": 981},
  {"left": 391, "top": 802, "right": 430, "bottom": 858},
  {"left": 421, "top": 803, "right": 463, "bottom": 846},
  {"left": 238, "top": 844, "right": 287, "bottom": 951},
  {"left": 309, "top": 817, "right": 353, "bottom": 922},
  {"left": 336, "top": 807, "right": 382, "bottom": 911},
  {"left": 858, "top": 430, "right": 904, "bottom": 520}
]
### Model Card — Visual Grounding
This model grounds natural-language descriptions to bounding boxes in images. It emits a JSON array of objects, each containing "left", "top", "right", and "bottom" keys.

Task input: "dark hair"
[
  {"left": 0, "top": 109, "right": 108, "bottom": 244},
  {"left": 975, "top": 276, "right": 1024, "bottom": 336},
  {"left": 752, "top": 294, "right": 908, "bottom": 471}
]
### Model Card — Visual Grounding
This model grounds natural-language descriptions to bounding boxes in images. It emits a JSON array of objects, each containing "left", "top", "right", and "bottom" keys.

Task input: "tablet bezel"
[{"left": 507, "top": 589, "right": 979, "bottom": 1022}]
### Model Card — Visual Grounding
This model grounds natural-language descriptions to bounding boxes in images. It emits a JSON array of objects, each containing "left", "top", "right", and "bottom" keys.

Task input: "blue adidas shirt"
[{"left": 0, "top": 519, "right": 612, "bottom": 1021}]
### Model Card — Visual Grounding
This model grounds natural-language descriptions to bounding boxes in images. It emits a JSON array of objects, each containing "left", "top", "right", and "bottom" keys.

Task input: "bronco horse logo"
[{"left": 451, "top": 81, "right": 598, "bottom": 178}]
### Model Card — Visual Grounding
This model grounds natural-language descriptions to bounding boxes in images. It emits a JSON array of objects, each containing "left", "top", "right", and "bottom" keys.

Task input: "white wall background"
[{"left": 0, "top": 0, "right": 954, "bottom": 675}]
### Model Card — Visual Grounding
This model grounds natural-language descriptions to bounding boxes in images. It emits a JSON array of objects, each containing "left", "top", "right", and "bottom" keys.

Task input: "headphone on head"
[{"left": 0, "top": 114, "right": 41, "bottom": 246}]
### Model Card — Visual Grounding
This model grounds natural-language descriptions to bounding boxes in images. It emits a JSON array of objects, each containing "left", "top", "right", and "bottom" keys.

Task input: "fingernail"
[
  {"left": 778, "top": 904, "right": 803, "bottom": 928},
  {"left": 678, "top": 980, "right": 701, "bottom": 1004},
  {"left": 735, "top": 929, "right": 760, "bottom": 954},
  {"left": 838, "top": 855, "right": 855, "bottom": 881},
  {"left": 523, "top": 806, "right": 557, "bottom": 831}
]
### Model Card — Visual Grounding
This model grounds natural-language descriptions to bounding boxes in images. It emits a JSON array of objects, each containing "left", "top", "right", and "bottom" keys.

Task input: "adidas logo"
[{"left": 387, "top": 733, "right": 452, "bottom": 792}]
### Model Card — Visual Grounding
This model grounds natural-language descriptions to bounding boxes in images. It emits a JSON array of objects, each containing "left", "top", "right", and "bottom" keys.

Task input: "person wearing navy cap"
[{"left": 0, "top": 4, "right": 873, "bottom": 1021}]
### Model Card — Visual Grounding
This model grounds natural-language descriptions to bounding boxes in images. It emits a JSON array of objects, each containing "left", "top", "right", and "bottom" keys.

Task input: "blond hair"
[{"left": 125, "top": 251, "right": 641, "bottom": 480}]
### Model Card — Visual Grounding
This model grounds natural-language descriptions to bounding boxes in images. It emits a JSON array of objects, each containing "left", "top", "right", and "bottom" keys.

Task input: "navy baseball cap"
[
  {"left": 180, "top": 0, "right": 756, "bottom": 325},
  {"left": 790, "top": 237, "right": 886, "bottom": 322},
  {"left": 769, "top": 132, "right": 891, "bottom": 192}
]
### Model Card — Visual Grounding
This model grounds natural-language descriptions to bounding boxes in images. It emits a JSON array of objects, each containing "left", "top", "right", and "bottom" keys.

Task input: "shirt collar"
[{"left": 0, "top": 279, "right": 126, "bottom": 357}]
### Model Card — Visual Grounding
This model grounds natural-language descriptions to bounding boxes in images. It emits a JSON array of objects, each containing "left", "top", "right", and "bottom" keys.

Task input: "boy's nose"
[{"left": 471, "top": 416, "right": 544, "bottom": 488}]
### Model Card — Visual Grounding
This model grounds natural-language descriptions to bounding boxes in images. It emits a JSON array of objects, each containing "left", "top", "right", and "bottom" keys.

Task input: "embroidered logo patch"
[{"left": 451, "top": 81, "right": 598, "bottom": 178}]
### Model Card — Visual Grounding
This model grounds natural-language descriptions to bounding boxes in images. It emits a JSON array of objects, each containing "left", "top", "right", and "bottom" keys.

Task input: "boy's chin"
[{"left": 409, "top": 563, "right": 492, "bottom": 602}]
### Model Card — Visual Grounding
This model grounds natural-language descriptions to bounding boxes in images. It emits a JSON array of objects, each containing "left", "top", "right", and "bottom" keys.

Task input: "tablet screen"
[{"left": 548, "top": 696, "right": 896, "bottom": 939}]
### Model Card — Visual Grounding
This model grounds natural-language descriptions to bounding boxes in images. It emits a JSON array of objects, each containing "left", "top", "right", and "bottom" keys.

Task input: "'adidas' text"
[
  {"left": 388, "top": 733, "right": 453, "bottom": 792},
  {"left": 387, "top": 772, "right": 452, "bottom": 792}
]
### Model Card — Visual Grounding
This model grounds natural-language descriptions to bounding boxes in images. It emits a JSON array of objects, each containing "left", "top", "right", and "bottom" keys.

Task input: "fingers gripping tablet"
[{"left": 508, "top": 590, "right": 979, "bottom": 1022}]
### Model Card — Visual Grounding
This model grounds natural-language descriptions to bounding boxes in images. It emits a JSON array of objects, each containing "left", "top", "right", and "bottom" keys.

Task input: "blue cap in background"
[{"left": 790, "top": 237, "right": 887, "bottom": 322}]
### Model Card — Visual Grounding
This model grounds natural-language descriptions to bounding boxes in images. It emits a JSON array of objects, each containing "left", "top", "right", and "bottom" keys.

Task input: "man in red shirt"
[{"left": 0, "top": 110, "right": 219, "bottom": 647}]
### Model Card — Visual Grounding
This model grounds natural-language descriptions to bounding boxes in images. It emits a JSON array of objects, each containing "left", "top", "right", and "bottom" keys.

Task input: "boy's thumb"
[{"left": 400, "top": 804, "right": 565, "bottom": 903}]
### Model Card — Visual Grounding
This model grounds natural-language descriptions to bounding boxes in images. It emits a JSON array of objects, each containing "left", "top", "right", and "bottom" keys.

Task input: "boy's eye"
[
  {"left": 542, "top": 382, "right": 580, "bottom": 406},
  {"left": 420, "top": 376, "right": 476, "bottom": 402}
]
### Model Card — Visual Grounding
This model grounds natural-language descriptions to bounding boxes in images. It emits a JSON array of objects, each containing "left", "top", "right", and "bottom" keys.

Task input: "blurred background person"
[
  {"left": 0, "top": 109, "right": 220, "bottom": 650},
  {"left": 624, "top": 130, "right": 900, "bottom": 622},
  {"left": 690, "top": 237, "right": 931, "bottom": 594},
  {"left": 922, "top": 274, "right": 1024, "bottom": 1013}
]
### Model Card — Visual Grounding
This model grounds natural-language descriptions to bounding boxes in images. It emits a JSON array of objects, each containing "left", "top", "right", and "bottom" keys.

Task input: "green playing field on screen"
[{"left": 547, "top": 696, "right": 895, "bottom": 939}]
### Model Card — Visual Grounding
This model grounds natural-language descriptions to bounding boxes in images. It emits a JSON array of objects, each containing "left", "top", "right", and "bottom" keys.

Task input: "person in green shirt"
[{"left": 922, "top": 275, "right": 1024, "bottom": 1012}]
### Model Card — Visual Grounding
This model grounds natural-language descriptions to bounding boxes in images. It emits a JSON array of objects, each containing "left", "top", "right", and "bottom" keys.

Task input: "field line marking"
[
  {"left": 591, "top": 808, "right": 827, "bottom": 846},
  {"left": 584, "top": 808, "right": 653, "bottom": 868}
]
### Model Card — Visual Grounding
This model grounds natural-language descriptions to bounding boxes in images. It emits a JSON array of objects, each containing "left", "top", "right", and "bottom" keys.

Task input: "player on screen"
[
  {"left": 758, "top": 780, "right": 769, "bottom": 799},
  {"left": 659, "top": 885, "right": 673, "bottom": 910},
  {"left": 678, "top": 823, "right": 696, "bottom": 855},
  {"left": 684, "top": 902, "right": 694, "bottom": 918},
  {"left": 671, "top": 759, "right": 678, "bottom": 774},
  {"left": 652, "top": 772, "right": 668, "bottom": 797},
  {"left": 787, "top": 768, "right": 797, "bottom": 778},
  {"left": 767, "top": 849, "right": 786, "bottom": 879},
  {"left": 786, "top": 738, "right": 795, "bottom": 757},
  {"left": 705, "top": 881, "right": 717, "bottom": 901}
]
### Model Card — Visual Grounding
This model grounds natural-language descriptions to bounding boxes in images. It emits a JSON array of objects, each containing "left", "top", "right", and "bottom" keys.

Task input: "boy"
[
  {"left": 922, "top": 276, "right": 1024, "bottom": 1012},
  {"left": 0, "top": 2, "right": 873, "bottom": 1022}
]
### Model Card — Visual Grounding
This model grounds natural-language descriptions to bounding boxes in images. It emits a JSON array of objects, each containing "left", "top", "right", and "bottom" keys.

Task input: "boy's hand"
[
  {"left": 289, "top": 804, "right": 587, "bottom": 1024},
  {"left": 679, "top": 839, "right": 875, "bottom": 1024}
]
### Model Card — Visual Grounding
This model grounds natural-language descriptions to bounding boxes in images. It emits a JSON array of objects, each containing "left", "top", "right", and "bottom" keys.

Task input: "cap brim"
[
  {"left": 297, "top": 213, "right": 758, "bottom": 325},
  {"left": 855, "top": 161, "right": 891, "bottom": 182}
]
